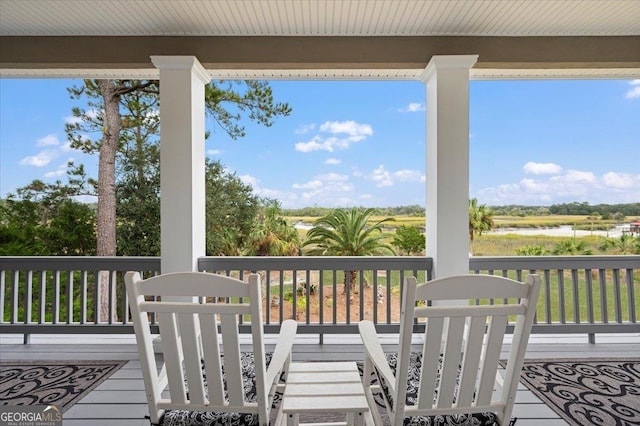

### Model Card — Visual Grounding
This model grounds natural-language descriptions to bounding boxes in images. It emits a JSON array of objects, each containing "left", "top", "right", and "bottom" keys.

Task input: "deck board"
[{"left": 1, "top": 333, "right": 638, "bottom": 425}]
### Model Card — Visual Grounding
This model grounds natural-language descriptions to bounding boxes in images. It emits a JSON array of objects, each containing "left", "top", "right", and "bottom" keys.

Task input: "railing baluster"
[
  {"left": 66, "top": 270, "right": 73, "bottom": 324},
  {"left": 25, "top": 270, "right": 33, "bottom": 324},
  {"left": 332, "top": 270, "right": 337, "bottom": 324},
  {"left": 571, "top": 269, "right": 580, "bottom": 324},
  {"left": 109, "top": 270, "right": 116, "bottom": 324},
  {"left": 585, "top": 269, "right": 595, "bottom": 324},
  {"left": 120, "top": 271, "right": 127, "bottom": 325},
  {"left": 39, "top": 271, "right": 47, "bottom": 324},
  {"left": 121, "top": 271, "right": 128, "bottom": 325},
  {"left": 613, "top": 269, "right": 622, "bottom": 324},
  {"left": 557, "top": 269, "right": 565, "bottom": 324},
  {"left": 24, "top": 270, "right": 33, "bottom": 344},
  {"left": 386, "top": 268, "right": 392, "bottom": 324},
  {"left": 93, "top": 270, "right": 100, "bottom": 324},
  {"left": 543, "top": 269, "right": 552, "bottom": 324},
  {"left": 318, "top": 270, "right": 325, "bottom": 332},
  {"left": 278, "top": 271, "right": 284, "bottom": 325},
  {"left": 625, "top": 268, "right": 636, "bottom": 324},
  {"left": 0, "top": 270, "right": 5, "bottom": 323},
  {"left": 11, "top": 270, "right": 19, "bottom": 324},
  {"left": 81, "top": 270, "right": 88, "bottom": 324},
  {"left": 291, "top": 268, "right": 297, "bottom": 322},
  {"left": 0, "top": 255, "right": 637, "bottom": 339},
  {"left": 265, "top": 269, "right": 271, "bottom": 325},
  {"left": 372, "top": 269, "right": 379, "bottom": 323},
  {"left": 585, "top": 269, "right": 595, "bottom": 343},
  {"left": 53, "top": 270, "right": 60, "bottom": 324},
  {"left": 599, "top": 268, "right": 608, "bottom": 324}
]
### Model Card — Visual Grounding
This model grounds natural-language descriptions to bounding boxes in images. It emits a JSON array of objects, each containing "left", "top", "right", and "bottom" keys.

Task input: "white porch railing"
[{"left": 1, "top": 255, "right": 638, "bottom": 344}]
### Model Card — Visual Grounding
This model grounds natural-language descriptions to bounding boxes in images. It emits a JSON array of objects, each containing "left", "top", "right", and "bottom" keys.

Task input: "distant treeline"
[
  {"left": 283, "top": 205, "right": 425, "bottom": 217},
  {"left": 284, "top": 203, "right": 640, "bottom": 217},
  {"left": 493, "top": 202, "right": 640, "bottom": 217}
]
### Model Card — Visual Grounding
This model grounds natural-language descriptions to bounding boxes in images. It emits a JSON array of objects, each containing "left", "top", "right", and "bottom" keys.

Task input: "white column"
[
  {"left": 421, "top": 55, "right": 478, "bottom": 279},
  {"left": 151, "top": 56, "right": 210, "bottom": 273}
]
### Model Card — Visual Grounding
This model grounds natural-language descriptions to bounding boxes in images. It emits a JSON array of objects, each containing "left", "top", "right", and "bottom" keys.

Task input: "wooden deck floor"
[{"left": 1, "top": 333, "right": 638, "bottom": 426}]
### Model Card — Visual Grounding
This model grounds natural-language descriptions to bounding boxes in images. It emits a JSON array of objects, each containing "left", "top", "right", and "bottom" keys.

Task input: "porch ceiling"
[{"left": 1, "top": 0, "right": 639, "bottom": 79}]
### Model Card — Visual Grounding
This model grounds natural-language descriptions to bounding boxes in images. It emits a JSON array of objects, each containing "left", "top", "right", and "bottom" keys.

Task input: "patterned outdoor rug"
[
  {"left": 514, "top": 358, "right": 640, "bottom": 426},
  {"left": 0, "top": 360, "right": 127, "bottom": 412}
]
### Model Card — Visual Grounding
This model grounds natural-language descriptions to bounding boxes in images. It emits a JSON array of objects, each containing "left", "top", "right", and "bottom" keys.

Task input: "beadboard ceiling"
[
  {"left": 1, "top": 0, "right": 639, "bottom": 79},
  {"left": 2, "top": 0, "right": 639, "bottom": 37}
]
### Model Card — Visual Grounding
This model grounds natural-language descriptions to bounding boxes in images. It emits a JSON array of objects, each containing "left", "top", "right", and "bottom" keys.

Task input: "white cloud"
[
  {"left": 394, "top": 169, "right": 424, "bottom": 182},
  {"left": 65, "top": 108, "right": 102, "bottom": 125},
  {"left": 551, "top": 170, "right": 597, "bottom": 184},
  {"left": 626, "top": 79, "right": 640, "bottom": 99},
  {"left": 295, "top": 136, "right": 330, "bottom": 153},
  {"left": 319, "top": 120, "right": 373, "bottom": 139},
  {"left": 239, "top": 174, "right": 259, "bottom": 187},
  {"left": 43, "top": 161, "right": 71, "bottom": 178},
  {"left": 369, "top": 165, "right": 425, "bottom": 188},
  {"left": 36, "top": 134, "right": 60, "bottom": 147},
  {"left": 295, "top": 123, "right": 316, "bottom": 134},
  {"left": 65, "top": 115, "right": 82, "bottom": 125},
  {"left": 144, "top": 109, "right": 160, "bottom": 125},
  {"left": 290, "top": 173, "right": 354, "bottom": 205},
  {"left": 19, "top": 150, "right": 58, "bottom": 167},
  {"left": 398, "top": 102, "right": 425, "bottom": 112},
  {"left": 602, "top": 172, "right": 635, "bottom": 189},
  {"left": 325, "top": 158, "right": 341, "bottom": 165},
  {"left": 293, "top": 180, "right": 323, "bottom": 190},
  {"left": 207, "top": 149, "right": 222, "bottom": 155},
  {"left": 371, "top": 166, "right": 393, "bottom": 187},
  {"left": 295, "top": 120, "right": 373, "bottom": 153},
  {"left": 523, "top": 161, "right": 563, "bottom": 175},
  {"left": 475, "top": 167, "right": 640, "bottom": 205},
  {"left": 240, "top": 174, "right": 298, "bottom": 202},
  {"left": 317, "top": 173, "right": 349, "bottom": 183}
]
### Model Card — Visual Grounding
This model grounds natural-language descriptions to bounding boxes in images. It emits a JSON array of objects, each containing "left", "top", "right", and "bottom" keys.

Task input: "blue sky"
[{"left": 1, "top": 78, "right": 639, "bottom": 209}]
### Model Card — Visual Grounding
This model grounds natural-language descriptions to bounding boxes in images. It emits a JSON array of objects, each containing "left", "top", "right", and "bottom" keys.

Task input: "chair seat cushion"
[
  {"left": 374, "top": 353, "right": 498, "bottom": 426},
  {"left": 162, "top": 352, "right": 279, "bottom": 426}
]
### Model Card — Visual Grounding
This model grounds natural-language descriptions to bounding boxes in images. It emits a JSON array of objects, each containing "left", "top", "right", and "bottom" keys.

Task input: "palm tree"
[
  {"left": 598, "top": 234, "right": 640, "bottom": 254},
  {"left": 469, "top": 198, "right": 494, "bottom": 255},
  {"left": 515, "top": 245, "right": 548, "bottom": 256},
  {"left": 303, "top": 208, "right": 395, "bottom": 292},
  {"left": 552, "top": 238, "right": 594, "bottom": 255},
  {"left": 244, "top": 200, "right": 300, "bottom": 256}
]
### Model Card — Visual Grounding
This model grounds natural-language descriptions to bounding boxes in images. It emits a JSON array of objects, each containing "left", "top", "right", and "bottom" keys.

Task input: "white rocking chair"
[
  {"left": 359, "top": 274, "right": 541, "bottom": 426},
  {"left": 126, "top": 271, "right": 297, "bottom": 426}
]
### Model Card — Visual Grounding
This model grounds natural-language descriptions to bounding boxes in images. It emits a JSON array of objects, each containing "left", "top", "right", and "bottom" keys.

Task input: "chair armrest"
[
  {"left": 494, "top": 368, "right": 504, "bottom": 391},
  {"left": 266, "top": 319, "right": 298, "bottom": 386},
  {"left": 358, "top": 320, "right": 396, "bottom": 393}
]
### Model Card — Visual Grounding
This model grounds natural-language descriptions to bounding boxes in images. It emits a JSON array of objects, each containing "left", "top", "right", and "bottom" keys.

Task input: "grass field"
[
  {"left": 289, "top": 214, "right": 640, "bottom": 231},
  {"left": 289, "top": 214, "right": 640, "bottom": 256}
]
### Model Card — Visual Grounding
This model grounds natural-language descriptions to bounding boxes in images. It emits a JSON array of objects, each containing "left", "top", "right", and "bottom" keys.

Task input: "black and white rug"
[
  {"left": 0, "top": 360, "right": 126, "bottom": 412},
  {"left": 516, "top": 358, "right": 640, "bottom": 426},
  {"left": 163, "top": 353, "right": 497, "bottom": 426}
]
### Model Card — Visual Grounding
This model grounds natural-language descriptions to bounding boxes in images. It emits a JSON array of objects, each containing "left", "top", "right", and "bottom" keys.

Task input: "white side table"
[{"left": 281, "top": 361, "right": 372, "bottom": 426}]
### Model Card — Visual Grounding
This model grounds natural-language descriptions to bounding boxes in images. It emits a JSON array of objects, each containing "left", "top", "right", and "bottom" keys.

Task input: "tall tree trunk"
[
  {"left": 343, "top": 270, "right": 358, "bottom": 293},
  {"left": 97, "top": 80, "right": 119, "bottom": 322}
]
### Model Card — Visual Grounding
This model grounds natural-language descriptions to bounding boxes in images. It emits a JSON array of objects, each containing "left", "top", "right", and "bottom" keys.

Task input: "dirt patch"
[{"left": 263, "top": 280, "right": 401, "bottom": 324}]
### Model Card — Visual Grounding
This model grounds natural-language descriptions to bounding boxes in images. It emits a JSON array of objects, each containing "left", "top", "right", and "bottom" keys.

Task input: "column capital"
[
  {"left": 151, "top": 55, "right": 210, "bottom": 84},
  {"left": 419, "top": 55, "right": 478, "bottom": 82}
]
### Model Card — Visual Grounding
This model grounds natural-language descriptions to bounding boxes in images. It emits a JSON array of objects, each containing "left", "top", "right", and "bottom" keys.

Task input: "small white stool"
[{"left": 281, "top": 361, "right": 372, "bottom": 426}]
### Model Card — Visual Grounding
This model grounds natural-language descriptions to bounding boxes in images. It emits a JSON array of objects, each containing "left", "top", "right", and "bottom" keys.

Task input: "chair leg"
[
  {"left": 286, "top": 413, "right": 299, "bottom": 426},
  {"left": 362, "top": 358, "right": 384, "bottom": 426}
]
